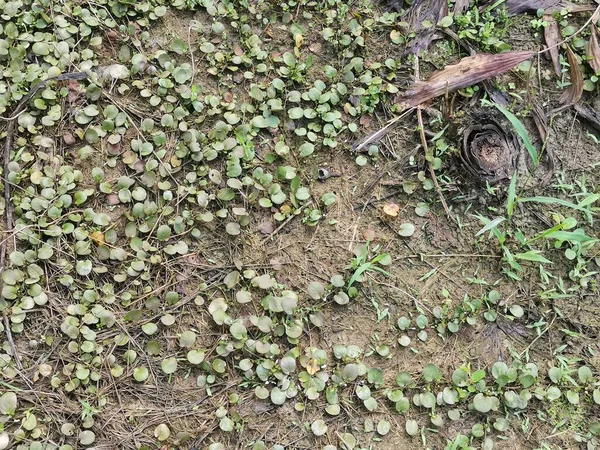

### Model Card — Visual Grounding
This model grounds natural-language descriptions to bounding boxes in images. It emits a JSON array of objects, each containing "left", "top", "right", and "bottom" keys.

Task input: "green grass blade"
[
  {"left": 577, "top": 193, "right": 600, "bottom": 208},
  {"left": 481, "top": 99, "right": 538, "bottom": 166},
  {"left": 520, "top": 195, "right": 597, "bottom": 225},
  {"left": 544, "top": 231, "right": 597, "bottom": 243},
  {"left": 348, "top": 262, "right": 389, "bottom": 288},
  {"left": 514, "top": 250, "right": 552, "bottom": 264},
  {"left": 475, "top": 216, "right": 506, "bottom": 237},
  {"left": 526, "top": 222, "right": 567, "bottom": 244},
  {"left": 348, "top": 262, "right": 372, "bottom": 288},
  {"left": 485, "top": 0, "right": 506, "bottom": 12},
  {"left": 506, "top": 171, "right": 518, "bottom": 218},
  {"left": 519, "top": 196, "right": 590, "bottom": 212}
]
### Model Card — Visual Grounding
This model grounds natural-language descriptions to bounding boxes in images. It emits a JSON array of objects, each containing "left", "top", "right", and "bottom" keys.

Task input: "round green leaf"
[
  {"left": 0, "top": 392, "right": 17, "bottom": 415},
  {"left": 154, "top": 423, "right": 170, "bottom": 441},
  {"left": 79, "top": 430, "right": 95, "bottom": 445},
  {"left": 377, "top": 420, "right": 391, "bottom": 436},
  {"left": 311, "top": 419, "right": 328, "bottom": 436},
  {"left": 295, "top": 187, "right": 310, "bottom": 201},
  {"left": 187, "top": 349, "right": 205, "bottom": 364},
  {"left": 133, "top": 367, "right": 149, "bottom": 382},
  {"left": 406, "top": 419, "right": 419, "bottom": 436},
  {"left": 157, "top": 225, "right": 171, "bottom": 241},
  {"left": 32, "top": 42, "right": 50, "bottom": 56},
  {"left": 76, "top": 260, "right": 93, "bottom": 276},
  {"left": 298, "top": 142, "right": 314, "bottom": 158},
  {"left": 161, "top": 357, "right": 178, "bottom": 374},
  {"left": 398, "top": 223, "right": 416, "bottom": 237}
]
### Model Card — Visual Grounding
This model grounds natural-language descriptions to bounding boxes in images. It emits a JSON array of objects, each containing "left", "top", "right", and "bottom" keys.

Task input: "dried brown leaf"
[
  {"left": 396, "top": 51, "right": 534, "bottom": 109},
  {"left": 383, "top": 203, "right": 400, "bottom": 217},
  {"left": 380, "top": 0, "right": 405, "bottom": 12},
  {"left": 90, "top": 231, "right": 106, "bottom": 246},
  {"left": 405, "top": 0, "right": 447, "bottom": 29},
  {"left": 484, "top": 0, "right": 595, "bottom": 16},
  {"left": 547, "top": 2, "right": 598, "bottom": 14},
  {"left": 270, "top": 257, "right": 285, "bottom": 271},
  {"left": 306, "top": 359, "right": 319, "bottom": 375},
  {"left": 404, "top": 0, "right": 447, "bottom": 55},
  {"left": 67, "top": 79, "right": 82, "bottom": 104},
  {"left": 587, "top": 26, "right": 600, "bottom": 74},
  {"left": 532, "top": 103, "right": 549, "bottom": 143},
  {"left": 530, "top": 103, "right": 555, "bottom": 187},
  {"left": 559, "top": 46, "right": 584, "bottom": 106},
  {"left": 363, "top": 229, "right": 376, "bottom": 241},
  {"left": 454, "top": 0, "right": 473, "bottom": 15},
  {"left": 63, "top": 131, "right": 76, "bottom": 145},
  {"left": 544, "top": 14, "right": 562, "bottom": 76},
  {"left": 574, "top": 102, "right": 600, "bottom": 132},
  {"left": 485, "top": 0, "right": 560, "bottom": 15},
  {"left": 258, "top": 221, "right": 275, "bottom": 235}
]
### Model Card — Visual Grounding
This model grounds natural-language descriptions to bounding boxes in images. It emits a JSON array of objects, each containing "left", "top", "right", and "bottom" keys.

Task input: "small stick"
[
  {"left": 418, "top": 107, "right": 452, "bottom": 219},
  {"left": 519, "top": 314, "right": 556, "bottom": 358},
  {"left": 188, "top": 25, "right": 196, "bottom": 85},
  {"left": 262, "top": 203, "right": 310, "bottom": 244},
  {"left": 414, "top": 56, "right": 453, "bottom": 221},
  {"left": 352, "top": 108, "right": 415, "bottom": 153},
  {"left": 357, "top": 158, "right": 404, "bottom": 199},
  {"left": 2, "top": 312, "right": 22, "bottom": 370},
  {"left": 348, "top": 199, "right": 369, "bottom": 251}
]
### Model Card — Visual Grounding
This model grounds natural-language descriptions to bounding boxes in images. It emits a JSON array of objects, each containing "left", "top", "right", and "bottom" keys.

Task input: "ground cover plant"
[{"left": 1, "top": 0, "right": 600, "bottom": 449}]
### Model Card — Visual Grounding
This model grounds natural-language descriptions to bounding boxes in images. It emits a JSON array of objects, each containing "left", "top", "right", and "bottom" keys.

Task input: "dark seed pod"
[
  {"left": 317, "top": 168, "right": 341, "bottom": 181},
  {"left": 461, "top": 119, "right": 520, "bottom": 184}
]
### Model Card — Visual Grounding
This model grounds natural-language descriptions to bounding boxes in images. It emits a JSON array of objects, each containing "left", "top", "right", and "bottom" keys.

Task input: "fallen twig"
[
  {"left": 352, "top": 108, "right": 415, "bottom": 153},
  {"left": 356, "top": 159, "right": 404, "bottom": 200},
  {"left": 414, "top": 56, "right": 453, "bottom": 221},
  {"left": 2, "top": 312, "right": 22, "bottom": 369},
  {"left": 519, "top": 314, "right": 557, "bottom": 358},
  {"left": 262, "top": 203, "right": 310, "bottom": 244}
]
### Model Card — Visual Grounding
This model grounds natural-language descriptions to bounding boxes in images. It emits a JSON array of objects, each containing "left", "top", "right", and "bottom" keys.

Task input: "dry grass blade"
[
  {"left": 541, "top": 5, "right": 600, "bottom": 58},
  {"left": 396, "top": 51, "right": 534, "bottom": 109},
  {"left": 587, "top": 26, "right": 600, "bottom": 75},
  {"left": 413, "top": 56, "right": 453, "bottom": 220},
  {"left": 530, "top": 102, "right": 555, "bottom": 186},
  {"left": 559, "top": 46, "right": 584, "bottom": 106},
  {"left": 543, "top": 14, "right": 562, "bottom": 76}
]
